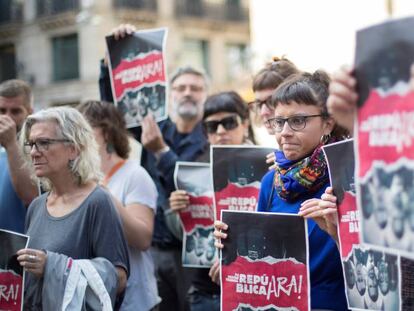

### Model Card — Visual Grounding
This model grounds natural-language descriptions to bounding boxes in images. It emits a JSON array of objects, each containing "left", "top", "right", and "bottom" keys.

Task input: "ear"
[
  {"left": 323, "top": 117, "right": 336, "bottom": 135},
  {"left": 68, "top": 143, "right": 80, "bottom": 160}
]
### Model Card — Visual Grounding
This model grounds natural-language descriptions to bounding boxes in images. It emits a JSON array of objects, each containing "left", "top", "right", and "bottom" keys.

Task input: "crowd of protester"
[{"left": 1, "top": 21, "right": 413, "bottom": 311}]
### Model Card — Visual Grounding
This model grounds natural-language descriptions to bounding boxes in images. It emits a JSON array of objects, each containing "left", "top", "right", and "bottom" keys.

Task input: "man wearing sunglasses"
[
  {"left": 0, "top": 79, "right": 38, "bottom": 233},
  {"left": 99, "top": 24, "right": 209, "bottom": 311}
]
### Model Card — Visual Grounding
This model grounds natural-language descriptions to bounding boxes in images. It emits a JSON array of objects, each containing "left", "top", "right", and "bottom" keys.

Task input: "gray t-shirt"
[{"left": 24, "top": 186, "right": 129, "bottom": 309}]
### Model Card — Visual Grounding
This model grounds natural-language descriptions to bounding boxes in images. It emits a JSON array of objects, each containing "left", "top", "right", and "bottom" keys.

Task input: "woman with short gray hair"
[{"left": 16, "top": 106, "right": 129, "bottom": 309}]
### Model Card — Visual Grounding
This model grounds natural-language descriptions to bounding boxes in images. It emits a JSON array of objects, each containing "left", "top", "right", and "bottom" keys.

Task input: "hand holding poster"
[
  {"left": 354, "top": 16, "right": 414, "bottom": 256},
  {"left": 0, "top": 229, "right": 29, "bottom": 311},
  {"left": 106, "top": 28, "right": 168, "bottom": 128},
  {"left": 220, "top": 210, "right": 310, "bottom": 311},
  {"left": 211, "top": 146, "right": 274, "bottom": 221},
  {"left": 174, "top": 162, "right": 216, "bottom": 268}
]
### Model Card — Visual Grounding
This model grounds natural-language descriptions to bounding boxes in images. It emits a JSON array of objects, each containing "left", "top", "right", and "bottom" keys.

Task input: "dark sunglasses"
[{"left": 203, "top": 115, "right": 240, "bottom": 134}]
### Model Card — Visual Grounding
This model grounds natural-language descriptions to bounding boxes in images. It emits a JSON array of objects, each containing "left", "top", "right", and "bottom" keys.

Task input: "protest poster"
[
  {"left": 342, "top": 246, "right": 401, "bottom": 310},
  {"left": 211, "top": 146, "right": 273, "bottom": 221},
  {"left": 174, "top": 162, "right": 216, "bottom": 268},
  {"left": 0, "top": 229, "right": 29, "bottom": 311},
  {"left": 220, "top": 210, "right": 310, "bottom": 311},
  {"left": 106, "top": 28, "right": 168, "bottom": 128},
  {"left": 323, "top": 139, "right": 405, "bottom": 310},
  {"left": 323, "top": 139, "right": 358, "bottom": 258},
  {"left": 354, "top": 16, "right": 414, "bottom": 257}
]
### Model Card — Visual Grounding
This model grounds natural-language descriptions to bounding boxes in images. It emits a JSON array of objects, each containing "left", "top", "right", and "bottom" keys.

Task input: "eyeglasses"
[
  {"left": 266, "top": 114, "right": 327, "bottom": 132},
  {"left": 247, "top": 97, "right": 274, "bottom": 113},
  {"left": 23, "top": 138, "right": 71, "bottom": 154},
  {"left": 172, "top": 84, "right": 204, "bottom": 93},
  {"left": 203, "top": 115, "right": 240, "bottom": 134}
]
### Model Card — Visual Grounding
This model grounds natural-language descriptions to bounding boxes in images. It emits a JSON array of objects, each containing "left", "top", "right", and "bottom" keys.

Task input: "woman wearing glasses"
[
  {"left": 215, "top": 71, "right": 349, "bottom": 310},
  {"left": 16, "top": 107, "right": 129, "bottom": 309},
  {"left": 169, "top": 91, "right": 254, "bottom": 311}
]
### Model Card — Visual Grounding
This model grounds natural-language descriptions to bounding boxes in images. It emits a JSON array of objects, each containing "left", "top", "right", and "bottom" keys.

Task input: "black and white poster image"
[
  {"left": 0, "top": 229, "right": 29, "bottom": 311},
  {"left": 106, "top": 28, "right": 168, "bottom": 128},
  {"left": 174, "top": 162, "right": 216, "bottom": 268},
  {"left": 359, "top": 164, "right": 414, "bottom": 255},
  {"left": 343, "top": 246, "right": 399, "bottom": 310}
]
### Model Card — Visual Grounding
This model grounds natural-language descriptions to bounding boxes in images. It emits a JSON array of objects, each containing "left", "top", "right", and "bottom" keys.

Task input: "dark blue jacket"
[
  {"left": 258, "top": 170, "right": 348, "bottom": 311},
  {"left": 99, "top": 62, "right": 208, "bottom": 248}
]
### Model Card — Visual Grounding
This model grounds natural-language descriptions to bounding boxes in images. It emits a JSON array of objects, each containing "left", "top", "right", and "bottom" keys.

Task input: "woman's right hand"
[
  {"left": 169, "top": 190, "right": 189, "bottom": 212},
  {"left": 327, "top": 65, "right": 358, "bottom": 134},
  {"left": 213, "top": 220, "right": 228, "bottom": 249}
]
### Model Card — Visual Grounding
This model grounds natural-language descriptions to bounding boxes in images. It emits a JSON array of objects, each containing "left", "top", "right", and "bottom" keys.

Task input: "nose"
[
  {"left": 260, "top": 103, "right": 272, "bottom": 119},
  {"left": 216, "top": 124, "right": 226, "bottom": 134},
  {"left": 280, "top": 120, "right": 293, "bottom": 135}
]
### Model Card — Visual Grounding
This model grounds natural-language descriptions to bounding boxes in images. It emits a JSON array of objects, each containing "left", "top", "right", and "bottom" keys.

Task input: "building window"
[
  {"left": 226, "top": 43, "right": 250, "bottom": 82},
  {"left": 52, "top": 33, "right": 79, "bottom": 81},
  {"left": 0, "top": 44, "right": 16, "bottom": 81},
  {"left": 180, "top": 38, "right": 210, "bottom": 74}
]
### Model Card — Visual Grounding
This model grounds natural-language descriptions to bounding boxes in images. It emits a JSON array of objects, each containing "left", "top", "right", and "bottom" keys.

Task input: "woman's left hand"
[
  {"left": 208, "top": 260, "right": 220, "bottom": 285},
  {"left": 298, "top": 187, "right": 338, "bottom": 241},
  {"left": 17, "top": 248, "right": 47, "bottom": 278}
]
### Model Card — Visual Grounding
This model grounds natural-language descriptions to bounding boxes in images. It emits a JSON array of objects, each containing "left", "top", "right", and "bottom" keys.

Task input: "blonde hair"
[{"left": 20, "top": 106, "right": 102, "bottom": 190}]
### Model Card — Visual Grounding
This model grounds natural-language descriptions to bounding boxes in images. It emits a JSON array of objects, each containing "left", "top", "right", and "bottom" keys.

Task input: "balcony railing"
[
  {"left": 113, "top": 0, "right": 157, "bottom": 11},
  {"left": 0, "top": 0, "right": 23, "bottom": 25},
  {"left": 175, "top": 0, "right": 248, "bottom": 22},
  {"left": 37, "top": 0, "right": 80, "bottom": 17}
]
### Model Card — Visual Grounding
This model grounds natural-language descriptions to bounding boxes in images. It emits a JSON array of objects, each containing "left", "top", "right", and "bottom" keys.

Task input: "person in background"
[
  {"left": 249, "top": 57, "right": 299, "bottom": 135},
  {"left": 99, "top": 24, "right": 209, "bottom": 311},
  {"left": 248, "top": 57, "right": 299, "bottom": 166},
  {"left": 78, "top": 100, "right": 160, "bottom": 311},
  {"left": 17, "top": 106, "right": 129, "bottom": 309},
  {"left": 0, "top": 79, "right": 38, "bottom": 232},
  {"left": 215, "top": 71, "right": 349, "bottom": 310},
  {"left": 169, "top": 91, "right": 254, "bottom": 311}
]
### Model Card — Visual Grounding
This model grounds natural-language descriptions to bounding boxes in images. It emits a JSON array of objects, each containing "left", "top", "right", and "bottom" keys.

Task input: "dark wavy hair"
[
  {"left": 203, "top": 91, "right": 255, "bottom": 144},
  {"left": 77, "top": 100, "right": 131, "bottom": 159},
  {"left": 271, "top": 70, "right": 349, "bottom": 139}
]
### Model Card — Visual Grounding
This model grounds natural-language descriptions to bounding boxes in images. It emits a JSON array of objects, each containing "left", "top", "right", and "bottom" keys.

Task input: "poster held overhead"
[{"left": 106, "top": 28, "right": 168, "bottom": 128}]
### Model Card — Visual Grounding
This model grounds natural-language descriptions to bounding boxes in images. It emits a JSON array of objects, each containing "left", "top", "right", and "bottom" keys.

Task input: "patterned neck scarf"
[{"left": 273, "top": 142, "right": 329, "bottom": 202}]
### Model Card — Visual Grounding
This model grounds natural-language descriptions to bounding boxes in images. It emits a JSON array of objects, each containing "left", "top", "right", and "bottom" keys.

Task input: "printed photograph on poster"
[
  {"left": 359, "top": 163, "right": 414, "bottom": 255},
  {"left": 400, "top": 256, "right": 414, "bottom": 310},
  {"left": 354, "top": 16, "right": 414, "bottom": 256},
  {"left": 220, "top": 210, "right": 310, "bottom": 311},
  {"left": 323, "top": 139, "right": 359, "bottom": 258},
  {"left": 0, "top": 229, "right": 29, "bottom": 311},
  {"left": 343, "top": 246, "right": 400, "bottom": 310},
  {"left": 211, "top": 146, "right": 274, "bottom": 221},
  {"left": 106, "top": 28, "right": 168, "bottom": 128},
  {"left": 174, "top": 162, "right": 216, "bottom": 268}
]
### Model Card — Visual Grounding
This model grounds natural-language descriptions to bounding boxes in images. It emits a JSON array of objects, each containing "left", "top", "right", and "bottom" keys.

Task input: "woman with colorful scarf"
[{"left": 215, "top": 71, "right": 349, "bottom": 310}]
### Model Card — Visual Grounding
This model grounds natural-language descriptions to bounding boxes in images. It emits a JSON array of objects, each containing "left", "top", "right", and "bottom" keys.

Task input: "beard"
[{"left": 175, "top": 96, "right": 200, "bottom": 120}]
